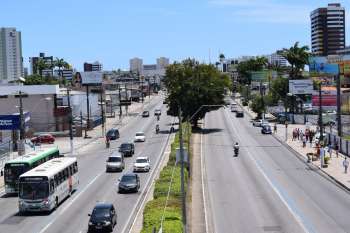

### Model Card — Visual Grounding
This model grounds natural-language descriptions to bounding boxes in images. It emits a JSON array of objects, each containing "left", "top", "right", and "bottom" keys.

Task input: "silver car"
[{"left": 106, "top": 153, "right": 125, "bottom": 172}]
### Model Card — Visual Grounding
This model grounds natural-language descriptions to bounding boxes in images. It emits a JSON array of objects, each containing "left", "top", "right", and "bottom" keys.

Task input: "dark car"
[
  {"left": 88, "top": 203, "right": 117, "bottom": 232},
  {"left": 30, "top": 134, "right": 55, "bottom": 144},
  {"left": 106, "top": 129, "right": 120, "bottom": 140},
  {"left": 118, "top": 173, "right": 140, "bottom": 193},
  {"left": 142, "top": 111, "right": 149, "bottom": 117},
  {"left": 119, "top": 142, "right": 135, "bottom": 157},
  {"left": 261, "top": 125, "right": 272, "bottom": 134},
  {"left": 236, "top": 111, "right": 244, "bottom": 118}
]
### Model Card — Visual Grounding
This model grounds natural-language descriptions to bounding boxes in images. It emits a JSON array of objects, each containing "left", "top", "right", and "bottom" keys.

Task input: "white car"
[
  {"left": 252, "top": 119, "right": 269, "bottom": 127},
  {"left": 154, "top": 109, "right": 161, "bottom": 116},
  {"left": 134, "top": 132, "right": 146, "bottom": 142},
  {"left": 133, "top": 156, "right": 151, "bottom": 172}
]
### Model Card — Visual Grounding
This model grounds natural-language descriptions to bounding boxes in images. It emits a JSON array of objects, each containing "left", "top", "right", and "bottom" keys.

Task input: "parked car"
[
  {"left": 106, "top": 153, "right": 125, "bottom": 172},
  {"left": 252, "top": 119, "right": 269, "bottom": 127},
  {"left": 133, "top": 157, "right": 151, "bottom": 172},
  {"left": 142, "top": 111, "right": 150, "bottom": 117},
  {"left": 231, "top": 104, "right": 238, "bottom": 112},
  {"left": 88, "top": 203, "right": 117, "bottom": 232},
  {"left": 134, "top": 132, "right": 146, "bottom": 142},
  {"left": 236, "top": 110, "right": 244, "bottom": 118},
  {"left": 261, "top": 125, "right": 272, "bottom": 134},
  {"left": 118, "top": 173, "right": 140, "bottom": 193},
  {"left": 154, "top": 109, "right": 161, "bottom": 116},
  {"left": 30, "top": 134, "right": 55, "bottom": 144},
  {"left": 106, "top": 128, "right": 120, "bottom": 140},
  {"left": 119, "top": 142, "right": 135, "bottom": 157}
]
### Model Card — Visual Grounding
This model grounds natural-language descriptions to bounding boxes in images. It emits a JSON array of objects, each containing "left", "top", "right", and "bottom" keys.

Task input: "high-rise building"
[
  {"left": 310, "top": 3, "right": 346, "bottom": 56},
  {"left": 84, "top": 61, "right": 102, "bottom": 72},
  {"left": 266, "top": 52, "right": 289, "bottom": 67},
  {"left": 29, "top": 52, "right": 54, "bottom": 76},
  {"left": 0, "top": 27, "right": 23, "bottom": 84},
  {"left": 130, "top": 57, "right": 143, "bottom": 74},
  {"left": 156, "top": 57, "right": 169, "bottom": 69}
]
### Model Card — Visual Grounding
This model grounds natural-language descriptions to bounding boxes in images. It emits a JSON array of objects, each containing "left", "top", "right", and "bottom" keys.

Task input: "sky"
[{"left": 1, "top": 0, "right": 349, "bottom": 71}]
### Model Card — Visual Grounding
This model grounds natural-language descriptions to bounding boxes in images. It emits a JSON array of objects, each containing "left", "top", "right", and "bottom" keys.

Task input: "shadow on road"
[{"left": 200, "top": 128, "right": 223, "bottom": 135}]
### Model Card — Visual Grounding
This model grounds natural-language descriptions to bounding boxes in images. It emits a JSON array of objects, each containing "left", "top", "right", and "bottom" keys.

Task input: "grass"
[{"left": 141, "top": 123, "right": 191, "bottom": 233}]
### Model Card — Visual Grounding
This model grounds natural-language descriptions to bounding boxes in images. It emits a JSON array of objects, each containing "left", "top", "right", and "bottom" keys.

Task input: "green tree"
[
  {"left": 267, "top": 77, "right": 289, "bottom": 105},
  {"left": 36, "top": 58, "right": 49, "bottom": 77},
  {"left": 250, "top": 95, "right": 266, "bottom": 119},
  {"left": 278, "top": 42, "right": 309, "bottom": 79},
  {"left": 236, "top": 56, "right": 268, "bottom": 84},
  {"left": 164, "top": 59, "right": 231, "bottom": 127},
  {"left": 24, "top": 74, "right": 59, "bottom": 85}
]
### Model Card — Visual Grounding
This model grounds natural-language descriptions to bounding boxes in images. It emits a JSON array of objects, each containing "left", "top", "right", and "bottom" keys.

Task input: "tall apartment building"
[
  {"left": 0, "top": 28, "right": 23, "bottom": 84},
  {"left": 29, "top": 52, "right": 54, "bottom": 76},
  {"left": 310, "top": 3, "right": 346, "bottom": 56},
  {"left": 129, "top": 57, "right": 143, "bottom": 74},
  {"left": 156, "top": 57, "right": 170, "bottom": 69},
  {"left": 84, "top": 61, "right": 102, "bottom": 72}
]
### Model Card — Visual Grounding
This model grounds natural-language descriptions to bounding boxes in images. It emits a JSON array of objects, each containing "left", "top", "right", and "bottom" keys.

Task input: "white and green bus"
[
  {"left": 18, "top": 157, "right": 79, "bottom": 213},
  {"left": 4, "top": 147, "right": 61, "bottom": 194}
]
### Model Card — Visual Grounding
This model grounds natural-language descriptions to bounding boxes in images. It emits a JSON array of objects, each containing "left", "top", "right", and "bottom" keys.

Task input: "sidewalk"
[
  {"left": 234, "top": 97, "right": 350, "bottom": 191},
  {"left": 0, "top": 95, "right": 159, "bottom": 190}
]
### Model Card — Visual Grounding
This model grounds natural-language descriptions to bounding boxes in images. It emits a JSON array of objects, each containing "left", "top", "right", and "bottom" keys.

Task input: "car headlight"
[
  {"left": 88, "top": 221, "right": 93, "bottom": 226},
  {"left": 19, "top": 200, "right": 24, "bottom": 206},
  {"left": 104, "top": 221, "right": 111, "bottom": 226}
]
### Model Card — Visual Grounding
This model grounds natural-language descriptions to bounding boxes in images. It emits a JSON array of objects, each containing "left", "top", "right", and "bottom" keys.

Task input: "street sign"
[
  {"left": 176, "top": 148, "right": 189, "bottom": 164},
  {"left": 0, "top": 112, "right": 30, "bottom": 130}
]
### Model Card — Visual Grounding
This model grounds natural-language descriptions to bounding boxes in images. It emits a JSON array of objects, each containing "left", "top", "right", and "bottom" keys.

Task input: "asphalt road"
[
  {"left": 0, "top": 95, "right": 175, "bottom": 233},
  {"left": 202, "top": 106, "right": 350, "bottom": 233}
]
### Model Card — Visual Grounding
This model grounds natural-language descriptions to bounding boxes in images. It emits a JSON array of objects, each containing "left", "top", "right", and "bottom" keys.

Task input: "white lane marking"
[
  {"left": 38, "top": 172, "right": 103, "bottom": 233},
  {"left": 59, "top": 172, "right": 103, "bottom": 216},
  {"left": 124, "top": 118, "right": 175, "bottom": 233},
  {"left": 223, "top": 108, "right": 314, "bottom": 233},
  {"left": 201, "top": 118, "right": 209, "bottom": 233}
]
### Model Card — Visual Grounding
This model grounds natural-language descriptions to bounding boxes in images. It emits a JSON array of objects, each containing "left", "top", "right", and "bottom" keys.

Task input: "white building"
[
  {"left": 266, "top": 52, "right": 289, "bottom": 67},
  {"left": 0, "top": 28, "right": 23, "bottom": 84},
  {"left": 157, "top": 57, "right": 170, "bottom": 69},
  {"left": 130, "top": 57, "right": 143, "bottom": 74}
]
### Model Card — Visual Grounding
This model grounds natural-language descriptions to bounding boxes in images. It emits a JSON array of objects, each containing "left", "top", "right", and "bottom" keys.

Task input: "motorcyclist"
[
  {"left": 234, "top": 142, "right": 239, "bottom": 156},
  {"left": 156, "top": 124, "right": 160, "bottom": 133}
]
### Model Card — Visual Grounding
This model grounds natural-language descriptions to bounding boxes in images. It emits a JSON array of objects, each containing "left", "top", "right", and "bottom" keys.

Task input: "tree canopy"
[
  {"left": 164, "top": 59, "right": 231, "bottom": 126},
  {"left": 236, "top": 56, "right": 268, "bottom": 84},
  {"left": 24, "top": 74, "right": 59, "bottom": 85}
]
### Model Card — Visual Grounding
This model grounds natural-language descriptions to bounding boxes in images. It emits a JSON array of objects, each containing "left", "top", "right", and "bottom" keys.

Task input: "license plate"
[{"left": 96, "top": 226, "right": 102, "bottom": 229}]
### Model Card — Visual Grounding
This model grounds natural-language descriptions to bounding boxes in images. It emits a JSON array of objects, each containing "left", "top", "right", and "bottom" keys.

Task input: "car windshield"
[
  {"left": 92, "top": 207, "right": 110, "bottom": 219},
  {"left": 108, "top": 157, "right": 121, "bottom": 162},
  {"left": 143, "top": 111, "right": 148, "bottom": 114},
  {"left": 136, "top": 133, "right": 144, "bottom": 136},
  {"left": 136, "top": 159, "right": 148, "bottom": 163},
  {"left": 121, "top": 175, "right": 136, "bottom": 183},
  {"left": 120, "top": 144, "right": 131, "bottom": 149},
  {"left": 19, "top": 181, "right": 49, "bottom": 200},
  {"left": 4, "top": 163, "right": 29, "bottom": 182}
]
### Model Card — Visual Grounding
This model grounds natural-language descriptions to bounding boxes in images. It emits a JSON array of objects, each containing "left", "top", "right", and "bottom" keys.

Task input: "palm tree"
[
  {"left": 278, "top": 42, "right": 309, "bottom": 79},
  {"left": 36, "top": 58, "right": 49, "bottom": 77},
  {"left": 54, "top": 58, "right": 66, "bottom": 77}
]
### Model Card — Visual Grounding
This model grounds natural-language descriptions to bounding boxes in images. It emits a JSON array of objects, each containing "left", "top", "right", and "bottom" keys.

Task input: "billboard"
[
  {"left": 0, "top": 112, "right": 30, "bottom": 130},
  {"left": 309, "top": 57, "right": 339, "bottom": 75},
  {"left": 81, "top": 71, "right": 103, "bottom": 85},
  {"left": 250, "top": 70, "right": 277, "bottom": 82},
  {"left": 339, "top": 61, "right": 350, "bottom": 76},
  {"left": 312, "top": 86, "right": 337, "bottom": 107},
  {"left": 289, "top": 79, "right": 313, "bottom": 95}
]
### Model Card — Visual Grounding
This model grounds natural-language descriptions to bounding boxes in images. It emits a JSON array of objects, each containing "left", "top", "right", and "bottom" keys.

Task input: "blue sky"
[{"left": 1, "top": 0, "right": 349, "bottom": 70}]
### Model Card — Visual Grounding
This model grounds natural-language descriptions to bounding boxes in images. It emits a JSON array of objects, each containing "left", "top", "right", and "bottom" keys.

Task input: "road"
[
  {"left": 202, "top": 106, "right": 350, "bottom": 233},
  {"left": 0, "top": 95, "right": 174, "bottom": 233}
]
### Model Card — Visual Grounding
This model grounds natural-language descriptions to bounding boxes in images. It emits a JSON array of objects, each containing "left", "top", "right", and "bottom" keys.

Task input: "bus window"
[{"left": 50, "top": 179, "right": 55, "bottom": 194}]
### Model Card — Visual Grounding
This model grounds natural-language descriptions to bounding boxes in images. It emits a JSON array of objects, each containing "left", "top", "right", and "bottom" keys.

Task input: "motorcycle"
[{"left": 234, "top": 148, "right": 239, "bottom": 157}]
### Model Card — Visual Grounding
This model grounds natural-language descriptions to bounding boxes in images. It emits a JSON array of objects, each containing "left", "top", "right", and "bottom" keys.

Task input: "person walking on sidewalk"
[
  {"left": 273, "top": 123, "right": 277, "bottom": 134},
  {"left": 343, "top": 157, "right": 349, "bottom": 174},
  {"left": 335, "top": 141, "right": 339, "bottom": 158},
  {"left": 328, "top": 142, "right": 333, "bottom": 158},
  {"left": 302, "top": 135, "right": 307, "bottom": 148}
]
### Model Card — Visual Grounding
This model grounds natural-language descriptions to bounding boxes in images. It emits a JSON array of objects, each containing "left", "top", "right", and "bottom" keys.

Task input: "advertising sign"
[
  {"left": 312, "top": 86, "right": 337, "bottom": 107},
  {"left": 0, "top": 112, "right": 30, "bottom": 130},
  {"left": 250, "top": 70, "right": 277, "bottom": 82},
  {"left": 309, "top": 57, "right": 339, "bottom": 75},
  {"left": 289, "top": 80, "right": 313, "bottom": 95},
  {"left": 81, "top": 71, "right": 103, "bottom": 85},
  {"left": 339, "top": 61, "right": 350, "bottom": 76}
]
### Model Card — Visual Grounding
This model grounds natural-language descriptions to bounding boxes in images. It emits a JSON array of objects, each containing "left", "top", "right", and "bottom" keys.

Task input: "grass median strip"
[{"left": 141, "top": 123, "right": 191, "bottom": 233}]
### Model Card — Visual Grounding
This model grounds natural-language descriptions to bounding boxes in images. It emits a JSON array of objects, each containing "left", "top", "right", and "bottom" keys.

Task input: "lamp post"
[
  {"left": 66, "top": 89, "right": 74, "bottom": 156},
  {"left": 318, "top": 82, "right": 324, "bottom": 142}
]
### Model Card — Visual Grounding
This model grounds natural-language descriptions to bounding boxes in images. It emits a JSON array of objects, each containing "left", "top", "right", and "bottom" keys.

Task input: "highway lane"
[
  {"left": 203, "top": 107, "right": 350, "bottom": 233},
  {"left": 0, "top": 95, "right": 175, "bottom": 233}
]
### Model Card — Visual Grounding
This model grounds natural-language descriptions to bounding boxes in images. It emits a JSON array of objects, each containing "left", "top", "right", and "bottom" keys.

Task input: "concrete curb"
[{"left": 232, "top": 96, "right": 350, "bottom": 192}]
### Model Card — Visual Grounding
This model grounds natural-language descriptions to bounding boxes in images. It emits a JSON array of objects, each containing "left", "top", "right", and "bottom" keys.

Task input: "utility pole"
[
  {"left": 336, "top": 71, "right": 342, "bottom": 137},
  {"left": 118, "top": 84, "right": 122, "bottom": 118},
  {"left": 67, "top": 89, "right": 74, "bottom": 155},
  {"left": 178, "top": 106, "right": 187, "bottom": 233},
  {"left": 318, "top": 82, "right": 323, "bottom": 142},
  {"left": 100, "top": 86, "right": 105, "bottom": 137},
  {"left": 148, "top": 79, "right": 151, "bottom": 101},
  {"left": 18, "top": 91, "right": 25, "bottom": 156},
  {"left": 85, "top": 85, "right": 90, "bottom": 137},
  {"left": 125, "top": 83, "right": 128, "bottom": 116},
  {"left": 260, "top": 81, "right": 265, "bottom": 120}
]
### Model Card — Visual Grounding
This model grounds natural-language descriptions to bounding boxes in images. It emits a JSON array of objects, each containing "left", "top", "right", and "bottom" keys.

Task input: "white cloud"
[{"left": 209, "top": 0, "right": 312, "bottom": 24}]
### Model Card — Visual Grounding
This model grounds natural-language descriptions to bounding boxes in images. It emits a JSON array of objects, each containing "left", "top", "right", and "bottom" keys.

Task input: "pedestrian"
[
  {"left": 302, "top": 135, "right": 306, "bottom": 148},
  {"left": 328, "top": 142, "right": 333, "bottom": 158},
  {"left": 343, "top": 157, "right": 349, "bottom": 174},
  {"left": 297, "top": 128, "right": 300, "bottom": 140},
  {"left": 335, "top": 141, "right": 339, "bottom": 158},
  {"left": 299, "top": 130, "right": 303, "bottom": 141},
  {"left": 273, "top": 123, "right": 277, "bottom": 134}
]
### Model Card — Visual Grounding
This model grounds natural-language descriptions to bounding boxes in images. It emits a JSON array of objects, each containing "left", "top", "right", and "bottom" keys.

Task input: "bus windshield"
[
  {"left": 4, "top": 163, "right": 29, "bottom": 182},
  {"left": 19, "top": 181, "right": 49, "bottom": 200}
]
